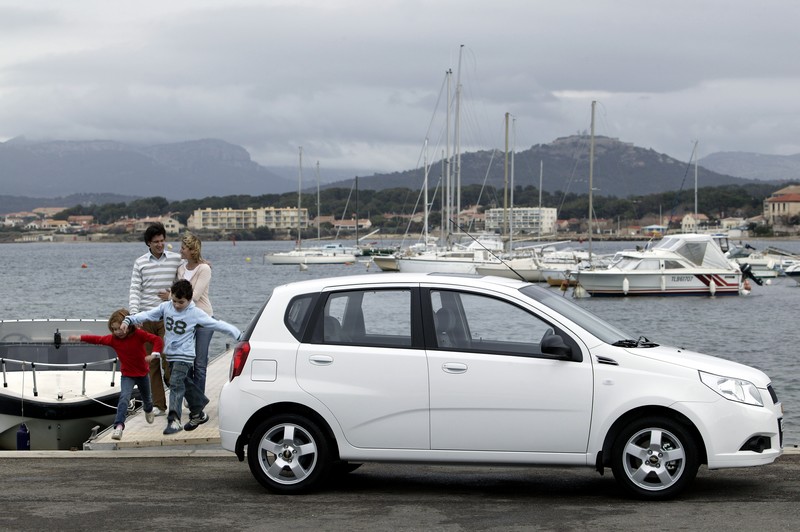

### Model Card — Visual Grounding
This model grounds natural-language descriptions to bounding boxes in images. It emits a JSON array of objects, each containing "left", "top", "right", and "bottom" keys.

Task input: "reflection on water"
[{"left": 1, "top": 238, "right": 798, "bottom": 445}]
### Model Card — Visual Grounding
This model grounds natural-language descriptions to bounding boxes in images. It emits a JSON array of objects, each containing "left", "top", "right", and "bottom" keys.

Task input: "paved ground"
[{"left": 1, "top": 449, "right": 799, "bottom": 531}]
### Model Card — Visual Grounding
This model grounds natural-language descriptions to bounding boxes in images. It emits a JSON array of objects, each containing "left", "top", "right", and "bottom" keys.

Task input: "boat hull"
[
  {"left": 266, "top": 252, "right": 357, "bottom": 265},
  {"left": 575, "top": 271, "right": 742, "bottom": 296}
]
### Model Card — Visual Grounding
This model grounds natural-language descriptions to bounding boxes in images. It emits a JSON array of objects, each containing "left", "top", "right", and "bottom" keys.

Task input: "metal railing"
[{"left": 1, "top": 357, "right": 118, "bottom": 398}]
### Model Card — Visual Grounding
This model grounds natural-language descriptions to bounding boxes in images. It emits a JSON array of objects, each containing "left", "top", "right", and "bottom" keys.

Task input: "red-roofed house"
[{"left": 764, "top": 193, "right": 800, "bottom": 224}]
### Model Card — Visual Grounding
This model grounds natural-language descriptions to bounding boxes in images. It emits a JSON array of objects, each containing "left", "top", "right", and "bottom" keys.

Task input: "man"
[{"left": 128, "top": 222, "right": 182, "bottom": 415}]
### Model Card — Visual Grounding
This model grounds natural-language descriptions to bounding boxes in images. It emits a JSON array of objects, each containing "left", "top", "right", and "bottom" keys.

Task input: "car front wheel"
[
  {"left": 247, "top": 414, "right": 331, "bottom": 494},
  {"left": 610, "top": 416, "right": 700, "bottom": 500}
]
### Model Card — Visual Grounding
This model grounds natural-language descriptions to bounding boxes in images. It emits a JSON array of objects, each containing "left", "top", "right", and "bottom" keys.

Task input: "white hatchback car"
[{"left": 219, "top": 273, "right": 783, "bottom": 499}]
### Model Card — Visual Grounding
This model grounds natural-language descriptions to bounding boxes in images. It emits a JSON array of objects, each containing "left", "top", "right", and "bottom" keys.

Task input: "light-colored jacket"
[{"left": 124, "top": 301, "right": 241, "bottom": 364}]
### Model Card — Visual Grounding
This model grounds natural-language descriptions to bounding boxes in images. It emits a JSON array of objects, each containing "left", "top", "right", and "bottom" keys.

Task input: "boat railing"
[{"left": 0, "top": 357, "right": 119, "bottom": 398}]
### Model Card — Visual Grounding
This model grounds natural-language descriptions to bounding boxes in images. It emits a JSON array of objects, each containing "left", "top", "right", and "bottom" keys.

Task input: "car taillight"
[{"left": 230, "top": 340, "right": 250, "bottom": 381}]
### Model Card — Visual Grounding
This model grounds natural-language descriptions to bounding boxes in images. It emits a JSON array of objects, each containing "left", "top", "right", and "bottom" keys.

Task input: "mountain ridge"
[{"left": 1, "top": 136, "right": 795, "bottom": 216}]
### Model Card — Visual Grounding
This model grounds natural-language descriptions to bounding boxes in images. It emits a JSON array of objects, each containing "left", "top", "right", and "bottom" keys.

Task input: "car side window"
[
  {"left": 284, "top": 294, "right": 314, "bottom": 340},
  {"left": 323, "top": 289, "right": 412, "bottom": 347},
  {"left": 431, "top": 290, "right": 556, "bottom": 356}
]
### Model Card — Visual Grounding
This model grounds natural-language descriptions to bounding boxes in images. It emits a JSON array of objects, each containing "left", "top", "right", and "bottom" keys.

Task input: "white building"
[
  {"left": 484, "top": 207, "right": 557, "bottom": 235},
  {"left": 186, "top": 207, "right": 308, "bottom": 232}
]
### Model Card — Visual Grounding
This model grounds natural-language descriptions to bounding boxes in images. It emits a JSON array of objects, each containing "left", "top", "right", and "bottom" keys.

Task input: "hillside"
[
  {"left": 337, "top": 135, "right": 765, "bottom": 197},
  {"left": 1, "top": 135, "right": 790, "bottom": 216},
  {"left": 0, "top": 137, "right": 296, "bottom": 201},
  {"left": 699, "top": 151, "right": 800, "bottom": 181}
]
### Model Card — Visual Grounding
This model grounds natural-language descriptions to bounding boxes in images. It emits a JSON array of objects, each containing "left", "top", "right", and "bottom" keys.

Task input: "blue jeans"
[
  {"left": 191, "top": 325, "right": 214, "bottom": 394},
  {"left": 167, "top": 361, "right": 209, "bottom": 422},
  {"left": 114, "top": 374, "right": 153, "bottom": 428}
]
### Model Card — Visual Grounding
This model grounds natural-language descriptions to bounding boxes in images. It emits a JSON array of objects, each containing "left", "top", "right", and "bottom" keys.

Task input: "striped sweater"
[{"left": 128, "top": 250, "right": 182, "bottom": 313}]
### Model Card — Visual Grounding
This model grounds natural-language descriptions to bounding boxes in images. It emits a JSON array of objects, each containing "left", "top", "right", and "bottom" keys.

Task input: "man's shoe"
[
  {"left": 111, "top": 425, "right": 124, "bottom": 440},
  {"left": 184, "top": 412, "right": 209, "bottom": 431},
  {"left": 145, "top": 410, "right": 155, "bottom": 424},
  {"left": 163, "top": 420, "right": 183, "bottom": 435}
]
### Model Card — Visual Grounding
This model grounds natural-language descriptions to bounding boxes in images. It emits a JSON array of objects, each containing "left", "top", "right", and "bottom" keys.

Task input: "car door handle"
[
  {"left": 442, "top": 362, "right": 468, "bottom": 374},
  {"left": 309, "top": 355, "right": 334, "bottom": 366}
]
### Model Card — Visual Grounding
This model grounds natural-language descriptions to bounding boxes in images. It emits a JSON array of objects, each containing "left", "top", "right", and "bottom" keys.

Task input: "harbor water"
[{"left": 1, "top": 238, "right": 798, "bottom": 446}]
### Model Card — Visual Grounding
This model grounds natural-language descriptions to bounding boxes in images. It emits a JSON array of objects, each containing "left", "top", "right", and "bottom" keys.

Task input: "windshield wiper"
[{"left": 612, "top": 336, "right": 659, "bottom": 348}]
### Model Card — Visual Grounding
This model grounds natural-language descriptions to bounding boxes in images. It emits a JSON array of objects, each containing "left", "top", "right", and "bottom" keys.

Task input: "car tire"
[
  {"left": 247, "top": 414, "right": 331, "bottom": 494},
  {"left": 610, "top": 416, "right": 700, "bottom": 500}
]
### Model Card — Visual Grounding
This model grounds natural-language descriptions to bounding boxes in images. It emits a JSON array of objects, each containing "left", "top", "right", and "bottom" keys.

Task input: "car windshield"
[{"left": 519, "top": 285, "right": 633, "bottom": 344}]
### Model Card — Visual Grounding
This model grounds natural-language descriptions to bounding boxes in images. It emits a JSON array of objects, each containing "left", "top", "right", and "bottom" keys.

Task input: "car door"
[
  {"left": 425, "top": 288, "right": 594, "bottom": 453},
  {"left": 295, "top": 287, "right": 430, "bottom": 449}
]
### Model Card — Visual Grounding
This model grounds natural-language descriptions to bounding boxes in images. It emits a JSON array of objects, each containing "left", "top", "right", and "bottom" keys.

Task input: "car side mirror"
[{"left": 541, "top": 333, "right": 572, "bottom": 359}]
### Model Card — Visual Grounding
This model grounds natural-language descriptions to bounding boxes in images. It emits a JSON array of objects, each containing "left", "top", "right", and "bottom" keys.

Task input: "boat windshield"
[{"left": 519, "top": 285, "right": 632, "bottom": 344}]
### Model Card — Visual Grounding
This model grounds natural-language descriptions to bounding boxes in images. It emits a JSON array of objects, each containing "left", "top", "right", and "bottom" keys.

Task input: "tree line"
[{"left": 52, "top": 182, "right": 782, "bottom": 232}]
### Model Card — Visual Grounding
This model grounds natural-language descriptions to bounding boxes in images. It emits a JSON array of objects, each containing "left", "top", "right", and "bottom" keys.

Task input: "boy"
[
  {"left": 68, "top": 308, "right": 163, "bottom": 441},
  {"left": 120, "top": 279, "right": 241, "bottom": 435}
]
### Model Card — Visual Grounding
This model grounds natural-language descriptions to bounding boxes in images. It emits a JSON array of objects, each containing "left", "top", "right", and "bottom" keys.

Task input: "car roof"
[{"left": 274, "top": 272, "right": 533, "bottom": 294}]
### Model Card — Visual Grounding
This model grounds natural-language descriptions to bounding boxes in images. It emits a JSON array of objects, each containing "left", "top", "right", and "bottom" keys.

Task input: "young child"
[
  {"left": 68, "top": 308, "right": 163, "bottom": 441},
  {"left": 120, "top": 279, "right": 242, "bottom": 435}
]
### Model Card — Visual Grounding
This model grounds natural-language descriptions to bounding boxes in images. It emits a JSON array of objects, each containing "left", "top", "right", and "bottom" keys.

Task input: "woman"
[{"left": 176, "top": 232, "right": 214, "bottom": 394}]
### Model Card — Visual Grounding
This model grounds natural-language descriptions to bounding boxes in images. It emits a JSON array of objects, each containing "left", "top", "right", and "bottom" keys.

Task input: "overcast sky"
[{"left": 2, "top": 0, "right": 799, "bottom": 175}]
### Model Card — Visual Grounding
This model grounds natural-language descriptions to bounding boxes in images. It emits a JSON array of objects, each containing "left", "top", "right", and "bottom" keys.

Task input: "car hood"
[{"left": 627, "top": 345, "right": 772, "bottom": 387}]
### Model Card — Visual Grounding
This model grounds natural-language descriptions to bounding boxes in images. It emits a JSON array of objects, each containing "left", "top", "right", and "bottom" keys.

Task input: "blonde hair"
[{"left": 181, "top": 232, "right": 203, "bottom": 262}]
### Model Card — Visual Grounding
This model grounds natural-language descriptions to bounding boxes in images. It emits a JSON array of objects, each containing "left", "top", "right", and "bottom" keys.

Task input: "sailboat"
[{"left": 265, "top": 148, "right": 358, "bottom": 266}]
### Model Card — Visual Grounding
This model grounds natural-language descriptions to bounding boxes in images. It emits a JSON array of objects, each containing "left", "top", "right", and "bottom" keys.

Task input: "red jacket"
[{"left": 79, "top": 328, "right": 164, "bottom": 378}]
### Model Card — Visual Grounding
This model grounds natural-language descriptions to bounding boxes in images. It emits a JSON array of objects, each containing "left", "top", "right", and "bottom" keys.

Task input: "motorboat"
[
  {"left": 725, "top": 243, "right": 781, "bottom": 280},
  {"left": 783, "top": 261, "right": 800, "bottom": 285},
  {"left": 265, "top": 243, "right": 358, "bottom": 265},
  {"left": 394, "top": 234, "right": 505, "bottom": 274},
  {"left": 573, "top": 233, "right": 755, "bottom": 296},
  {"left": 0, "top": 319, "right": 123, "bottom": 450}
]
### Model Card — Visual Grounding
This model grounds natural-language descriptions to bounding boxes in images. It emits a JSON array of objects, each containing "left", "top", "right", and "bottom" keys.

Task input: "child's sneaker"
[
  {"left": 152, "top": 407, "right": 166, "bottom": 417},
  {"left": 111, "top": 425, "right": 124, "bottom": 440},
  {"left": 184, "top": 412, "right": 209, "bottom": 431},
  {"left": 145, "top": 409, "right": 155, "bottom": 424},
  {"left": 163, "top": 420, "right": 183, "bottom": 435}
]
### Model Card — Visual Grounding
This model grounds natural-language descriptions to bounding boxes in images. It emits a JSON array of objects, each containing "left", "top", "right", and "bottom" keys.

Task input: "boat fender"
[
  {"left": 709, "top": 278, "right": 716, "bottom": 296},
  {"left": 16, "top": 423, "right": 30, "bottom": 451},
  {"left": 622, "top": 277, "right": 629, "bottom": 295}
]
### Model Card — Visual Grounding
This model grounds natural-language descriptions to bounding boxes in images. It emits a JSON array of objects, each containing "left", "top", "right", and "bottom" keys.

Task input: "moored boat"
[
  {"left": 0, "top": 319, "right": 124, "bottom": 450},
  {"left": 573, "top": 233, "right": 756, "bottom": 297}
]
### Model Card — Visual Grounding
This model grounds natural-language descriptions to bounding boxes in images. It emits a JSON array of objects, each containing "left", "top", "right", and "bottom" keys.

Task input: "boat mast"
[
  {"left": 315, "top": 161, "right": 321, "bottom": 241},
  {"left": 298, "top": 146, "right": 303, "bottom": 250},
  {"left": 423, "top": 138, "right": 429, "bottom": 244},
  {"left": 503, "top": 112, "right": 509, "bottom": 248},
  {"left": 454, "top": 44, "right": 464, "bottom": 242},
  {"left": 443, "top": 69, "right": 452, "bottom": 248},
  {"left": 511, "top": 115, "right": 516, "bottom": 251},
  {"left": 355, "top": 175, "right": 359, "bottom": 244},
  {"left": 588, "top": 101, "right": 595, "bottom": 261},
  {"left": 693, "top": 140, "right": 699, "bottom": 220},
  {"left": 538, "top": 160, "right": 543, "bottom": 239}
]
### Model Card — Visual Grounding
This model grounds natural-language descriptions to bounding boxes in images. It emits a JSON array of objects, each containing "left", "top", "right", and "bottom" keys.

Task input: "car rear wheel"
[
  {"left": 247, "top": 414, "right": 331, "bottom": 494},
  {"left": 610, "top": 416, "right": 699, "bottom": 500}
]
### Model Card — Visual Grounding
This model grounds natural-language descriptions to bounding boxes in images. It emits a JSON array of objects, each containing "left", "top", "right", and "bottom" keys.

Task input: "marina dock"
[{"left": 84, "top": 350, "right": 232, "bottom": 450}]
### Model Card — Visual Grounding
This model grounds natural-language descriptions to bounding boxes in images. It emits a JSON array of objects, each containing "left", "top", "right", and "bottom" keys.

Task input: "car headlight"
[{"left": 700, "top": 371, "right": 763, "bottom": 406}]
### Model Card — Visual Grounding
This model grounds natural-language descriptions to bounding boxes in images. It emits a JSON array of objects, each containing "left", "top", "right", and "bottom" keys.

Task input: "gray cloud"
[{"left": 2, "top": 0, "right": 800, "bottom": 174}]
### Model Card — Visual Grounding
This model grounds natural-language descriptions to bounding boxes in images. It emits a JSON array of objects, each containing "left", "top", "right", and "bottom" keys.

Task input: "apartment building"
[
  {"left": 484, "top": 207, "right": 558, "bottom": 235},
  {"left": 186, "top": 207, "right": 308, "bottom": 231}
]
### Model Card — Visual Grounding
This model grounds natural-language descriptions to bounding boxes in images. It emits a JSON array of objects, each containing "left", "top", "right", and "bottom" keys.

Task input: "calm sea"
[{"left": 1, "top": 238, "right": 798, "bottom": 446}]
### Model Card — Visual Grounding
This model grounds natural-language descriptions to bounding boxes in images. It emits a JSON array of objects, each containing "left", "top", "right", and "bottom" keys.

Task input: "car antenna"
[{"left": 449, "top": 218, "right": 526, "bottom": 282}]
